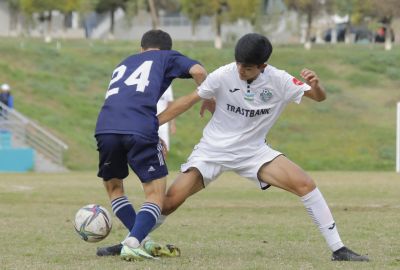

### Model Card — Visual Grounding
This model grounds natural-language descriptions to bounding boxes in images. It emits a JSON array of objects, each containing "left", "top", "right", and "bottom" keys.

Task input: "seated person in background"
[{"left": 0, "top": 84, "right": 14, "bottom": 109}]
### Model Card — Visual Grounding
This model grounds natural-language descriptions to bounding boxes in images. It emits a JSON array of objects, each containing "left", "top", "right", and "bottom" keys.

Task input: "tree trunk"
[
  {"left": 344, "top": 15, "right": 352, "bottom": 44},
  {"left": 110, "top": 8, "right": 115, "bottom": 34},
  {"left": 214, "top": 13, "right": 223, "bottom": 49},
  {"left": 304, "top": 10, "right": 312, "bottom": 50},
  {"left": 45, "top": 11, "right": 52, "bottom": 43},
  {"left": 384, "top": 23, "right": 392, "bottom": 51},
  {"left": 108, "top": 8, "right": 115, "bottom": 40},
  {"left": 148, "top": 0, "right": 160, "bottom": 29},
  {"left": 191, "top": 20, "right": 197, "bottom": 41}
]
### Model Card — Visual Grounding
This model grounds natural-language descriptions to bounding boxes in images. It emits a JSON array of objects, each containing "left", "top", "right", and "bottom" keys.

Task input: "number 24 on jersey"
[{"left": 105, "top": 61, "right": 153, "bottom": 99}]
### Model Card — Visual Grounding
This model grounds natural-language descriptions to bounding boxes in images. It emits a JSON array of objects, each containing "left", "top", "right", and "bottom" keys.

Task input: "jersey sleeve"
[
  {"left": 281, "top": 72, "right": 311, "bottom": 104},
  {"left": 167, "top": 51, "right": 200, "bottom": 79},
  {"left": 197, "top": 68, "right": 221, "bottom": 99}
]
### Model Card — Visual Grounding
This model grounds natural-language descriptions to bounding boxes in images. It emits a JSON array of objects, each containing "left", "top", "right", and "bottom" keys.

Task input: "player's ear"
[{"left": 258, "top": 63, "right": 267, "bottom": 71}]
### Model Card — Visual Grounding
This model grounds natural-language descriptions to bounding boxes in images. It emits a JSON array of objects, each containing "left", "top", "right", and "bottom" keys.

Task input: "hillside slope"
[{"left": 0, "top": 38, "right": 398, "bottom": 171}]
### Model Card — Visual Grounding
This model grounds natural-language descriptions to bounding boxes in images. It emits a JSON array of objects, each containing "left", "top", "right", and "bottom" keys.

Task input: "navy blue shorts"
[{"left": 96, "top": 134, "right": 168, "bottom": 183}]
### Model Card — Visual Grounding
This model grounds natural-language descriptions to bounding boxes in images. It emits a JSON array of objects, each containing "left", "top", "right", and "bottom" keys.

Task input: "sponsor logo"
[
  {"left": 328, "top": 223, "right": 336, "bottom": 230},
  {"left": 226, "top": 104, "right": 271, "bottom": 117},
  {"left": 104, "top": 162, "right": 111, "bottom": 166},
  {"left": 292, "top": 77, "right": 304, "bottom": 86},
  {"left": 260, "top": 89, "right": 273, "bottom": 102},
  {"left": 148, "top": 166, "right": 156, "bottom": 172},
  {"left": 229, "top": 88, "right": 240, "bottom": 93}
]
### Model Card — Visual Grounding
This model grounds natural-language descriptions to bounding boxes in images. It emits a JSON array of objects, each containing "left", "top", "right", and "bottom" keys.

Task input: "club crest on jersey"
[
  {"left": 292, "top": 77, "right": 304, "bottom": 86},
  {"left": 260, "top": 89, "right": 273, "bottom": 102},
  {"left": 244, "top": 91, "right": 255, "bottom": 101}
]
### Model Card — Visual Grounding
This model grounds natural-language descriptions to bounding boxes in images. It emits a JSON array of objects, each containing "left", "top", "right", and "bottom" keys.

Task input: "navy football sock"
[
  {"left": 129, "top": 202, "right": 161, "bottom": 243},
  {"left": 111, "top": 196, "right": 136, "bottom": 230}
]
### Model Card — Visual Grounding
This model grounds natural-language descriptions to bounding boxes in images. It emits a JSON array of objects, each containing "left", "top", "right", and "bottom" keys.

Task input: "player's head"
[
  {"left": 1, "top": 83, "right": 10, "bottom": 92},
  {"left": 141, "top": 29, "right": 172, "bottom": 51},
  {"left": 235, "top": 33, "right": 272, "bottom": 81}
]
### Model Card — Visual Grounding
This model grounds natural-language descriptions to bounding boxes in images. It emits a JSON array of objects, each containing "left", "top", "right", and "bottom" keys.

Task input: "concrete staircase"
[{"left": 0, "top": 103, "right": 68, "bottom": 173}]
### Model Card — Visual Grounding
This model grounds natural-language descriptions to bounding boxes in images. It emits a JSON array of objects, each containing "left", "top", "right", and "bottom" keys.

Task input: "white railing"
[{"left": 0, "top": 102, "right": 68, "bottom": 166}]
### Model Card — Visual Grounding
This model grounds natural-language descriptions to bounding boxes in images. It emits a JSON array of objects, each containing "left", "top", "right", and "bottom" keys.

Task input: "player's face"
[{"left": 236, "top": 63, "right": 266, "bottom": 81}]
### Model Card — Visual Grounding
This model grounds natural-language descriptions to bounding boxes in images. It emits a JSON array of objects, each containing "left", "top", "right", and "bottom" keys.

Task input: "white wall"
[{"left": 0, "top": 1, "right": 10, "bottom": 36}]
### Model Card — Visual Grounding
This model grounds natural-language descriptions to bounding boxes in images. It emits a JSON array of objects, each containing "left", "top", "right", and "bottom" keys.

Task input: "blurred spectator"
[
  {"left": 323, "top": 23, "right": 373, "bottom": 43},
  {"left": 375, "top": 26, "right": 395, "bottom": 43},
  {"left": 0, "top": 84, "right": 14, "bottom": 109},
  {"left": 157, "top": 85, "right": 176, "bottom": 152}
]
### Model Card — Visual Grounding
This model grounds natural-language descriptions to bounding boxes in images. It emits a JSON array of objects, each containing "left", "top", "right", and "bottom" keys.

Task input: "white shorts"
[{"left": 181, "top": 143, "right": 282, "bottom": 189}]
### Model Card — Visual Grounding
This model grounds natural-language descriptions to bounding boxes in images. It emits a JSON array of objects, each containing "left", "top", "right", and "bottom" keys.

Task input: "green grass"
[
  {"left": 0, "top": 38, "right": 399, "bottom": 170},
  {"left": 0, "top": 171, "right": 399, "bottom": 269}
]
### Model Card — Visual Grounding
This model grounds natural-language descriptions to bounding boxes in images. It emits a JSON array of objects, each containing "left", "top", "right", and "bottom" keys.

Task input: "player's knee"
[
  {"left": 162, "top": 193, "right": 185, "bottom": 215},
  {"left": 294, "top": 177, "right": 316, "bottom": 196}
]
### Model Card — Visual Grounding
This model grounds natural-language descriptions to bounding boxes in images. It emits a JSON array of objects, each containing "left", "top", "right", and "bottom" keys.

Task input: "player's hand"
[
  {"left": 159, "top": 138, "right": 168, "bottom": 158},
  {"left": 200, "top": 98, "right": 216, "bottom": 117},
  {"left": 300, "top": 68, "right": 319, "bottom": 88}
]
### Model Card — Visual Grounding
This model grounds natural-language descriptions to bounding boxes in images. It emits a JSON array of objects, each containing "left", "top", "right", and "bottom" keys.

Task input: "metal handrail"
[{"left": 0, "top": 102, "right": 68, "bottom": 165}]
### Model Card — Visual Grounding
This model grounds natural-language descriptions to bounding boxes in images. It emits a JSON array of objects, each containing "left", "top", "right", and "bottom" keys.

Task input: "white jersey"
[
  {"left": 157, "top": 86, "right": 174, "bottom": 150},
  {"left": 197, "top": 62, "right": 311, "bottom": 157},
  {"left": 157, "top": 85, "right": 174, "bottom": 114}
]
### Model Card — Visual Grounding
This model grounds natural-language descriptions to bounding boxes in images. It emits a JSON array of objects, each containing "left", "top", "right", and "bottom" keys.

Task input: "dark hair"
[
  {"left": 141, "top": 29, "right": 172, "bottom": 50},
  {"left": 235, "top": 33, "right": 273, "bottom": 65}
]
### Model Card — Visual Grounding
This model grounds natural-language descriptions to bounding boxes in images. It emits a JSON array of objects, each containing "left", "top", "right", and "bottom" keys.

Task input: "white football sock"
[
  {"left": 301, "top": 188, "right": 344, "bottom": 252},
  {"left": 122, "top": 236, "right": 140, "bottom": 248},
  {"left": 150, "top": 214, "right": 167, "bottom": 232}
]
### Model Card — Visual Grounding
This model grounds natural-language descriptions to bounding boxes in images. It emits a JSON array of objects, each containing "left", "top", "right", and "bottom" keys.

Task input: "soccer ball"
[{"left": 73, "top": 204, "right": 112, "bottom": 243}]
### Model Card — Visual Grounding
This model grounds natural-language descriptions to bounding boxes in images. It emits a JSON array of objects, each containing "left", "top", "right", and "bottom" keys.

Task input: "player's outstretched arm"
[
  {"left": 158, "top": 91, "right": 202, "bottom": 126},
  {"left": 301, "top": 68, "right": 326, "bottom": 102},
  {"left": 189, "top": 64, "right": 207, "bottom": 85}
]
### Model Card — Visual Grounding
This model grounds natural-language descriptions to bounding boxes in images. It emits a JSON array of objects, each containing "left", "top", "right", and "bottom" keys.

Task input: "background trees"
[{"left": 2, "top": 0, "right": 399, "bottom": 48}]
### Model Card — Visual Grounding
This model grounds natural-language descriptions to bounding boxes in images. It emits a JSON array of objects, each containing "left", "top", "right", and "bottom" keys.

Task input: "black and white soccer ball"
[{"left": 73, "top": 204, "right": 112, "bottom": 243}]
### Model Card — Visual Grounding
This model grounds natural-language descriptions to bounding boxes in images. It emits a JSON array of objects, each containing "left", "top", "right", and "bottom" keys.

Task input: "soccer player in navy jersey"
[{"left": 94, "top": 29, "right": 207, "bottom": 261}]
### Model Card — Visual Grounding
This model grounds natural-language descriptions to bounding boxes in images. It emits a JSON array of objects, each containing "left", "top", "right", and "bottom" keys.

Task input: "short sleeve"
[
  {"left": 282, "top": 72, "right": 311, "bottom": 104},
  {"left": 197, "top": 68, "right": 221, "bottom": 99},
  {"left": 166, "top": 51, "right": 200, "bottom": 79}
]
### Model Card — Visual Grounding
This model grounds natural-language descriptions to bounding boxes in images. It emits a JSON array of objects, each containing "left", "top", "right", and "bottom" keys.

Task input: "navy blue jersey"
[{"left": 95, "top": 50, "right": 199, "bottom": 139}]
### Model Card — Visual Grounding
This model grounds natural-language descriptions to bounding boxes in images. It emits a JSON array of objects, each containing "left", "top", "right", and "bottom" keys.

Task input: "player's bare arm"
[
  {"left": 301, "top": 68, "right": 326, "bottom": 102},
  {"left": 158, "top": 91, "right": 202, "bottom": 125},
  {"left": 189, "top": 64, "right": 208, "bottom": 85},
  {"left": 157, "top": 64, "right": 206, "bottom": 125}
]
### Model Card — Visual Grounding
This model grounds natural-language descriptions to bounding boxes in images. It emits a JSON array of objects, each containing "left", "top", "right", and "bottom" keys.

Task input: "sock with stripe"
[
  {"left": 129, "top": 202, "right": 161, "bottom": 244},
  {"left": 111, "top": 196, "right": 136, "bottom": 231},
  {"left": 301, "top": 188, "right": 344, "bottom": 252}
]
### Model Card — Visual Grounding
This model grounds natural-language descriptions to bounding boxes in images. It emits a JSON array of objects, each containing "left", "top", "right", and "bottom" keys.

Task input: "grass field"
[
  {"left": 0, "top": 38, "right": 399, "bottom": 171},
  {"left": 1, "top": 171, "right": 399, "bottom": 270}
]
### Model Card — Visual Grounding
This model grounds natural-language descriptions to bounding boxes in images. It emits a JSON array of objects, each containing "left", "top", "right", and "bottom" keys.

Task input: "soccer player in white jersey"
[
  {"left": 156, "top": 33, "right": 369, "bottom": 262},
  {"left": 157, "top": 85, "right": 176, "bottom": 151}
]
